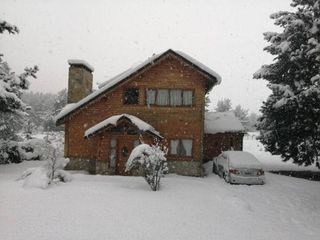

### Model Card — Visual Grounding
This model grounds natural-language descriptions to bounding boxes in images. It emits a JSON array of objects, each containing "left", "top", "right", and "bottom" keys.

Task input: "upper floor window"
[
  {"left": 146, "top": 89, "right": 193, "bottom": 107},
  {"left": 124, "top": 88, "right": 139, "bottom": 104}
]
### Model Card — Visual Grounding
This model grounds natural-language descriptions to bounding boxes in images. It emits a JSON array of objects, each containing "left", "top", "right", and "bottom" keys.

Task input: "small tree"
[
  {"left": 125, "top": 142, "right": 168, "bottom": 191},
  {"left": 215, "top": 98, "right": 232, "bottom": 112}
]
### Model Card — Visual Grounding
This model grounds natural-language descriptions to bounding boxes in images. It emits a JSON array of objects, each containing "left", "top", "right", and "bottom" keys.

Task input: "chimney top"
[{"left": 68, "top": 59, "right": 94, "bottom": 72}]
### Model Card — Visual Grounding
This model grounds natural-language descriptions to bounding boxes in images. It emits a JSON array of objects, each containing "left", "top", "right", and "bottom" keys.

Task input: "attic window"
[{"left": 124, "top": 88, "right": 139, "bottom": 104}]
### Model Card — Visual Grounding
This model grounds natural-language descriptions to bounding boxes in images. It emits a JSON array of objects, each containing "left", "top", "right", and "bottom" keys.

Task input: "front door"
[{"left": 116, "top": 135, "right": 134, "bottom": 175}]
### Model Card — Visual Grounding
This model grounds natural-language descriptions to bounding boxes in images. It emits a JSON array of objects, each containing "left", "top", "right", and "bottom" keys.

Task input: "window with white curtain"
[
  {"left": 145, "top": 89, "right": 193, "bottom": 107},
  {"left": 157, "top": 89, "right": 169, "bottom": 105},
  {"left": 182, "top": 139, "right": 193, "bottom": 156},
  {"left": 170, "top": 89, "right": 182, "bottom": 106},
  {"left": 170, "top": 139, "right": 193, "bottom": 157},
  {"left": 183, "top": 90, "right": 193, "bottom": 106},
  {"left": 170, "top": 140, "right": 179, "bottom": 155},
  {"left": 146, "top": 89, "right": 156, "bottom": 105}
]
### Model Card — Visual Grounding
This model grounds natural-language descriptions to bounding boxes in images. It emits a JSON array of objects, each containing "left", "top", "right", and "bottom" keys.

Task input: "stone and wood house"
[{"left": 56, "top": 49, "right": 245, "bottom": 176}]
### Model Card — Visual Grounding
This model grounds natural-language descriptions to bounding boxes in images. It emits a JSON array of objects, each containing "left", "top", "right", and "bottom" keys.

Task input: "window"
[
  {"left": 145, "top": 89, "right": 193, "bottom": 107},
  {"left": 146, "top": 89, "right": 156, "bottom": 105},
  {"left": 183, "top": 90, "right": 193, "bottom": 106},
  {"left": 170, "top": 90, "right": 182, "bottom": 106},
  {"left": 170, "top": 139, "right": 193, "bottom": 157},
  {"left": 157, "top": 89, "right": 169, "bottom": 106},
  {"left": 109, "top": 139, "right": 117, "bottom": 168},
  {"left": 124, "top": 88, "right": 139, "bottom": 104}
]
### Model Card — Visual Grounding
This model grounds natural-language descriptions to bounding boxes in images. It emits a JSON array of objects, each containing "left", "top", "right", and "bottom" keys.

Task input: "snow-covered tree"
[
  {"left": 205, "top": 94, "right": 211, "bottom": 112},
  {"left": 234, "top": 104, "right": 249, "bottom": 129},
  {"left": 254, "top": 0, "right": 320, "bottom": 168},
  {"left": 125, "top": 142, "right": 168, "bottom": 191},
  {"left": 215, "top": 98, "right": 232, "bottom": 112},
  {"left": 0, "top": 20, "right": 38, "bottom": 140}
]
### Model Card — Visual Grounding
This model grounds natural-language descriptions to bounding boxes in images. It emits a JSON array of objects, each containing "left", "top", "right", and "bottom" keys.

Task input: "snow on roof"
[
  {"left": 175, "top": 51, "right": 221, "bottom": 85},
  {"left": 68, "top": 59, "right": 94, "bottom": 72},
  {"left": 204, "top": 111, "right": 245, "bottom": 134},
  {"left": 54, "top": 103, "right": 76, "bottom": 123},
  {"left": 56, "top": 50, "right": 221, "bottom": 123},
  {"left": 84, "top": 113, "right": 162, "bottom": 138},
  {"left": 223, "top": 151, "right": 263, "bottom": 169}
]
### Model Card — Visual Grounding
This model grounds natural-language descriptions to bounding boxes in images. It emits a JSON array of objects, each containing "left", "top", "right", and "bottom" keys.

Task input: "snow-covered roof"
[
  {"left": 56, "top": 49, "right": 221, "bottom": 124},
  {"left": 204, "top": 111, "right": 245, "bottom": 134},
  {"left": 223, "top": 151, "right": 263, "bottom": 169},
  {"left": 84, "top": 114, "right": 162, "bottom": 139},
  {"left": 68, "top": 59, "right": 94, "bottom": 72}
]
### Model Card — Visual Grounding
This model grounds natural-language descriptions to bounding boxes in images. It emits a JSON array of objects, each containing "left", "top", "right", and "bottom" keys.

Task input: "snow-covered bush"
[
  {"left": 18, "top": 143, "right": 71, "bottom": 189},
  {"left": 126, "top": 143, "right": 168, "bottom": 191},
  {"left": 0, "top": 138, "right": 47, "bottom": 164}
]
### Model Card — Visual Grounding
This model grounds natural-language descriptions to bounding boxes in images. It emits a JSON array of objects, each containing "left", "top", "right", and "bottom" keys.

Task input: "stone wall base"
[
  {"left": 65, "top": 158, "right": 202, "bottom": 177},
  {"left": 65, "top": 158, "right": 96, "bottom": 174},
  {"left": 167, "top": 160, "right": 202, "bottom": 177}
]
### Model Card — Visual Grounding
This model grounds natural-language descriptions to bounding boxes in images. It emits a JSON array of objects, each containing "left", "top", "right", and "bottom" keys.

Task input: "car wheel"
[
  {"left": 212, "top": 163, "right": 217, "bottom": 174},
  {"left": 223, "top": 172, "right": 229, "bottom": 183}
]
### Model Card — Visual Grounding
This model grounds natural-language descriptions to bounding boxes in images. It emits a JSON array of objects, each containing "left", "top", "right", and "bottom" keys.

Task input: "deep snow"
[{"left": 0, "top": 134, "right": 320, "bottom": 240}]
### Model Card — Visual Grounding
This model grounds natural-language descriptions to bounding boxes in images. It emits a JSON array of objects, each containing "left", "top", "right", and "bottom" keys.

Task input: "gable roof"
[
  {"left": 56, "top": 49, "right": 221, "bottom": 125},
  {"left": 204, "top": 111, "right": 245, "bottom": 134},
  {"left": 84, "top": 113, "right": 162, "bottom": 139}
]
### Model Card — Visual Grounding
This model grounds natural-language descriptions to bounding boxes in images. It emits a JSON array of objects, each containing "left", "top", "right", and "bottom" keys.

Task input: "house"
[{"left": 56, "top": 49, "right": 244, "bottom": 176}]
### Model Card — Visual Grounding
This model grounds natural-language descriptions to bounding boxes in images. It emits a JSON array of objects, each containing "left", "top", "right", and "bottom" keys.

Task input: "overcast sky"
[{"left": 1, "top": 0, "right": 292, "bottom": 113}]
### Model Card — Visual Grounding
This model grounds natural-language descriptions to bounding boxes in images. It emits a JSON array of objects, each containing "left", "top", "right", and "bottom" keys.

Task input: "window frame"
[
  {"left": 123, "top": 88, "right": 139, "bottom": 105},
  {"left": 144, "top": 88, "right": 194, "bottom": 107},
  {"left": 169, "top": 138, "right": 193, "bottom": 157}
]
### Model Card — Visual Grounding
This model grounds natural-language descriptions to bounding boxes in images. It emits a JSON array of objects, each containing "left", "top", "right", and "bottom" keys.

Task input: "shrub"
[{"left": 126, "top": 143, "right": 168, "bottom": 191}]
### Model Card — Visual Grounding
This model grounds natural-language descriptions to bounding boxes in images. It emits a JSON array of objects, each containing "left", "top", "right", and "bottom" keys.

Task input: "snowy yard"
[{"left": 1, "top": 158, "right": 320, "bottom": 240}]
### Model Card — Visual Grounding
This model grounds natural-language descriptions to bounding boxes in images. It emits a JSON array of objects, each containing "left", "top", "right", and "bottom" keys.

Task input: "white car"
[{"left": 213, "top": 151, "right": 265, "bottom": 185}]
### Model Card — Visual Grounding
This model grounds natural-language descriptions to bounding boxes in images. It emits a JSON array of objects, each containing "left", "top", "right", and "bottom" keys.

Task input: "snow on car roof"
[
  {"left": 56, "top": 49, "right": 221, "bottom": 124},
  {"left": 204, "top": 111, "right": 245, "bottom": 134},
  {"left": 84, "top": 113, "right": 162, "bottom": 139},
  {"left": 224, "top": 151, "right": 263, "bottom": 169}
]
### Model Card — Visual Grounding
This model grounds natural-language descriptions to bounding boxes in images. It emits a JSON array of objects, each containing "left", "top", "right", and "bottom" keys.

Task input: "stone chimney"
[{"left": 67, "top": 59, "right": 94, "bottom": 103}]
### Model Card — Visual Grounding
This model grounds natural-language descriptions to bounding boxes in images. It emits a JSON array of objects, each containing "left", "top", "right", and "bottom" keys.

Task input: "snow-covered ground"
[
  {"left": 1, "top": 159, "right": 320, "bottom": 240},
  {"left": 244, "top": 132, "right": 320, "bottom": 172},
  {"left": 1, "top": 132, "right": 320, "bottom": 240}
]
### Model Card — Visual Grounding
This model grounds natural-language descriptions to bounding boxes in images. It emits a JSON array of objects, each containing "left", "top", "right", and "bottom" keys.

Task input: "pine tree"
[
  {"left": 254, "top": 0, "right": 320, "bottom": 168},
  {"left": 0, "top": 20, "right": 38, "bottom": 140}
]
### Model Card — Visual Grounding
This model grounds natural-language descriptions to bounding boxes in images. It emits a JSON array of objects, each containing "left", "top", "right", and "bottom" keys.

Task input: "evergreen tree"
[
  {"left": 215, "top": 98, "right": 232, "bottom": 112},
  {"left": 0, "top": 20, "right": 38, "bottom": 140},
  {"left": 254, "top": 0, "right": 320, "bottom": 168}
]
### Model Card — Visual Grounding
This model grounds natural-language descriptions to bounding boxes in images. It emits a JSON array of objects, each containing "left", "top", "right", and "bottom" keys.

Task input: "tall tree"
[
  {"left": 0, "top": 20, "right": 38, "bottom": 140},
  {"left": 215, "top": 98, "right": 232, "bottom": 112},
  {"left": 254, "top": 0, "right": 320, "bottom": 168}
]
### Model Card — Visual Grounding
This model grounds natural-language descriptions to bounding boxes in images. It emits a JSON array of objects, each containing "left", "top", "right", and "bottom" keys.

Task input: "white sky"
[{"left": 1, "top": 0, "right": 292, "bottom": 113}]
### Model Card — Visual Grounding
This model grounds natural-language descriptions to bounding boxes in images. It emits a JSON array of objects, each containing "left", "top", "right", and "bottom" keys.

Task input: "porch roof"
[{"left": 84, "top": 113, "right": 162, "bottom": 139}]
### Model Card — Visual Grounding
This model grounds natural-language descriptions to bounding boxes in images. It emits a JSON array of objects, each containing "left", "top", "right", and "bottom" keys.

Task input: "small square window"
[{"left": 124, "top": 88, "right": 139, "bottom": 104}]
